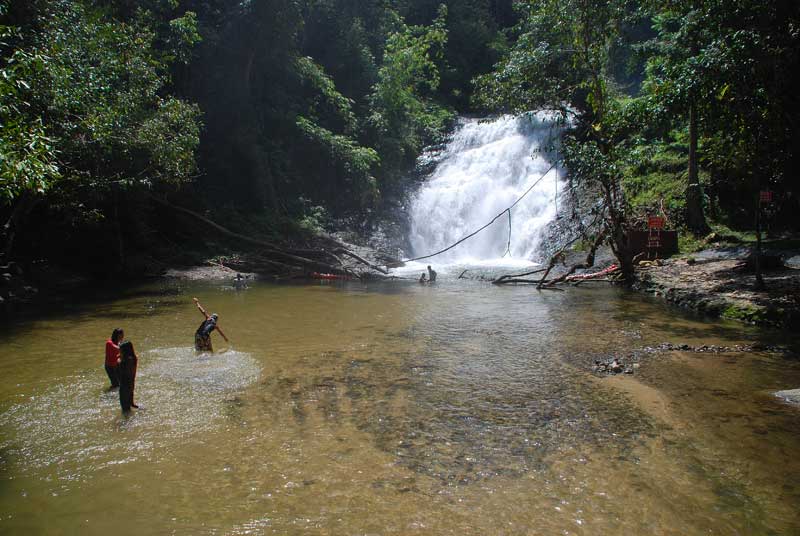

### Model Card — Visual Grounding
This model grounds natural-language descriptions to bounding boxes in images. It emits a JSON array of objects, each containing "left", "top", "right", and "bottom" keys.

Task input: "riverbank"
[
  {"left": 632, "top": 244, "right": 800, "bottom": 329},
  {"left": 0, "top": 223, "right": 399, "bottom": 317},
  {"left": 6, "top": 221, "right": 800, "bottom": 335}
]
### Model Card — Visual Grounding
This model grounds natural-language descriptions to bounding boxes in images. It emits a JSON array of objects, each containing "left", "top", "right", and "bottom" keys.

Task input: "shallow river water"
[{"left": 1, "top": 276, "right": 799, "bottom": 535}]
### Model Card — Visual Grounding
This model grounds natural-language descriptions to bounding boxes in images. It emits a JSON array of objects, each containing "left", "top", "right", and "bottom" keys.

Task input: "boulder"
[{"left": 775, "top": 389, "right": 800, "bottom": 406}]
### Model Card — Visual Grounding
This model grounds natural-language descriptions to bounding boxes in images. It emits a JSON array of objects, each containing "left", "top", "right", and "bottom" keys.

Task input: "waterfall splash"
[{"left": 407, "top": 114, "right": 563, "bottom": 270}]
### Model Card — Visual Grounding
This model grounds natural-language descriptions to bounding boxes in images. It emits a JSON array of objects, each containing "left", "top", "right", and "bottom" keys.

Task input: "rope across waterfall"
[{"left": 398, "top": 162, "right": 558, "bottom": 264}]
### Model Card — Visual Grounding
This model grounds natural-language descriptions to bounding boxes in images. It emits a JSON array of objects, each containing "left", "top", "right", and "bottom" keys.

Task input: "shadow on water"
[{"left": 0, "top": 279, "right": 189, "bottom": 340}]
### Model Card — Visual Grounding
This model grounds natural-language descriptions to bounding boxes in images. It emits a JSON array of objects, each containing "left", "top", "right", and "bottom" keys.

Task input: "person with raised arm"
[{"left": 192, "top": 298, "right": 229, "bottom": 352}]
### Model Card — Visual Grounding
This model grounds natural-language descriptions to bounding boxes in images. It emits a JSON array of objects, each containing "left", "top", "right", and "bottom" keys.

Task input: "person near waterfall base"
[
  {"left": 233, "top": 273, "right": 247, "bottom": 290},
  {"left": 427, "top": 265, "right": 437, "bottom": 283},
  {"left": 104, "top": 328, "right": 124, "bottom": 389},
  {"left": 193, "top": 298, "right": 228, "bottom": 352}
]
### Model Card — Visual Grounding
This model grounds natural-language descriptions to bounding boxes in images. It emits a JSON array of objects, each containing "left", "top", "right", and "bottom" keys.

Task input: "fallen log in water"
[
  {"left": 565, "top": 263, "right": 619, "bottom": 281},
  {"left": 492, "top": 268, "right": 546, "bottom": 284},
  {"left": 493, "top": 278, "right": 551, "bottom": 285},
  {"left": 542, "top": 231, "right": 608, "bottom": 288},
  {"left": 571, "top": 278, "right": 618, "bottom": 286}
]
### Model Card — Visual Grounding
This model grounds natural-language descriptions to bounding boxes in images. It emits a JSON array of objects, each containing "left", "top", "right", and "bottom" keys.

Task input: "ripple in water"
[{"left": 0, "top": 348, "right": 260, "bottom": 476}]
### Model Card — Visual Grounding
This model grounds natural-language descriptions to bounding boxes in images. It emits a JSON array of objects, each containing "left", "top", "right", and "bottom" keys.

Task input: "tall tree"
[
  {"left": 1, "top": 0, "right": 202, "bottom": 264},
  {"left": 642, "top": 0, "right": 800, "bottom": 232},
  {"left": 367, "top": 5, "right": 452, "bottom": 182},
  {"left": 476, "top": 0, "right": 642, "bottom": 279}
]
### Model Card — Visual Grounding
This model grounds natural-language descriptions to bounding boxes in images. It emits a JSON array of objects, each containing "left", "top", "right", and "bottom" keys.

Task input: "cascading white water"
[{"left": 408, "top": 114, "right": 563, "bottom": 266}]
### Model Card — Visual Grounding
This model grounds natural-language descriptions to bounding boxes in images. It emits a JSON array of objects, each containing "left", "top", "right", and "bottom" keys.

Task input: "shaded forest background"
[{"left": 1, "top": 0, "right": 798, "bottom": 278}]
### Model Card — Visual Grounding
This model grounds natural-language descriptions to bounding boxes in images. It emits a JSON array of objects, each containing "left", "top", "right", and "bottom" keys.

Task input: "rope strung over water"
[
  {"left": 400, "top": 162, "right": 558, "bottom": 264},
  {"left": 502, "top": 209, "right": 512, "bottom": 258}
]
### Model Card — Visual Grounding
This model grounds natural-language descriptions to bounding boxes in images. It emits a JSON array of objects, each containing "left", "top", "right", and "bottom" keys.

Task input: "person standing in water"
[
  {"left": 118, "top": 340, "right": 139, "bottom": 413},
  {"left": 104, "top": 328, "right": 124, "bottom": 389},
  {"left": 193, "top": 298, "right": 229, "bottom": 352},
  {"left": 233, "top": 273, "right": 248, "bottom": 290},
  {"left": 427, "top": 265, "right": 437, "bottom": 283}
]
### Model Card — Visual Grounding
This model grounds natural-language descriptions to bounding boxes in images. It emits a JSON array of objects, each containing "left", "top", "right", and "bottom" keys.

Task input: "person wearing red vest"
[{"left": 104, "top": 328, "right": 124, "bottom": 389}]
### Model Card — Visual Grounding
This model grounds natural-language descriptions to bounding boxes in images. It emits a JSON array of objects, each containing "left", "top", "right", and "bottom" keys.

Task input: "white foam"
[
  {"left": 408, "top": 115, "right": 563, "bottom": 264},
  {"left": 0, "top": 348, "right": 261, "bottom": 474}
]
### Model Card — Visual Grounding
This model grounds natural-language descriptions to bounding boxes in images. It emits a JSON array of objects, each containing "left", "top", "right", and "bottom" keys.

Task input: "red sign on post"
[
  {"left": 759, "top": 190, "right": 773, "bottom": 203},
  {"left": 648, "top": 216, "right": 665, "bottom": 230}
]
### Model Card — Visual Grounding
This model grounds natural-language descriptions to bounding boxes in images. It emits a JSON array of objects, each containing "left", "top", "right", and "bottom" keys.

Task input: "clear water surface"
[{"left": 1, "top": 277, "right": 799, "bottom": 535}]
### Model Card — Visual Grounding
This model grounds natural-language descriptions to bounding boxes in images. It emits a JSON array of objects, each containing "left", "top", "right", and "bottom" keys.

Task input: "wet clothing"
[
  {"left": 198, "top": 317, "right": 217, "bottom": 337},
  {"left": 118, "top": 348, "right": 137, "bottom": 413},
  {"left": 105, "top": 340, "right": 120, "bottom": 366},
  {"left": 195, "top": 318, "right": 217, "bottom": 351},
  {"left": 105, "top": 364, "right": 119, "bottom": 388},
  {"left": 427, "top": 267, "right": 437, "bottom": 282},
  {"left": 195, "top": 332, "right": 213, "bottom": 352},
  {"left": 104, "top": 340, "right": 120, "bottom": 387}
]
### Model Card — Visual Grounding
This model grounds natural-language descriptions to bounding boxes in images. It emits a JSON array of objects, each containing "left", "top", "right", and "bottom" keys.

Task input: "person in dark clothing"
[
  {"left": 193, "top": 298, "right": 229, "bottom": 352},
  {"left": 104, "top": 328, "right": 124, "bottom": 389},
  {"left": 427, "top": 265, "right": 437, "bottom": 283},
  {"left": 233, "top": 273, "right": 248, "bottom": 290},
  {"left": 118, "top": 340, "right": 139, "bottom": 413}
]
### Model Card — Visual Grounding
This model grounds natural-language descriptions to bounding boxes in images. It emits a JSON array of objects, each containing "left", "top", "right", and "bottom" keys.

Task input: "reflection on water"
[{"left": 0, "top": 277, "right": 799, "bottom": 535}]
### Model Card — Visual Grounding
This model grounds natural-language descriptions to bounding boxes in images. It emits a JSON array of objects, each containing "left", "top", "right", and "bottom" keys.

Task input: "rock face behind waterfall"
[{"left": 407, "top": 114, "right": 564, "bottom": 264}]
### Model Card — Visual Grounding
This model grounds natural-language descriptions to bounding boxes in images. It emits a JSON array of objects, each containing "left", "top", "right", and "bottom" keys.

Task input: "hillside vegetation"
[{"left": 1, "top": 0, "right": 797, "bottom": 277}]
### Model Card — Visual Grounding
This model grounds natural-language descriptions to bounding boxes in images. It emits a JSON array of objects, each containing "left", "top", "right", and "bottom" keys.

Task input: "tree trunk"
[
  {"left": 113, "top": 187, "right": 125, "bottom": 273},
  {"left": 599, "top": 182, "right": 635, "bottom": 284},
  {"left": 686, "top": 104, "right": 709, "bottom": 234},
  {"left": 2, "top": 192, "right": 39, "bottom": 259},
  {"left": 754, "top": 192, "right": 765, "bottom": 290}
]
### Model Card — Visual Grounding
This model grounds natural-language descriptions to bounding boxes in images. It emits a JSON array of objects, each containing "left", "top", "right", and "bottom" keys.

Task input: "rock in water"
[{"left": 775, "top": 389, "right": 800, "bottom": 406}]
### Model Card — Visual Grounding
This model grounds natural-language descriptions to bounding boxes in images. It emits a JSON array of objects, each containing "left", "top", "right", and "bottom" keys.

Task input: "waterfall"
[{"left": 408, "top": 114, "right": 563, "bottom": 267}]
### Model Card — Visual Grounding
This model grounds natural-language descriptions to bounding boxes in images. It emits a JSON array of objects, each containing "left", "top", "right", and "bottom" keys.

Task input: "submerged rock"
[
  {"left": 775, "top": 389, "right": 800, "bottom": 406},
  {"left": 593, "top": 357, "right": 635, "bottom": 375}
]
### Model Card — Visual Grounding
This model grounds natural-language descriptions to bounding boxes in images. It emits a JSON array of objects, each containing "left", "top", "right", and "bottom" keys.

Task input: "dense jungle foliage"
[{"left": 1, "top": 0, "right": 798, "bottom": 276}]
